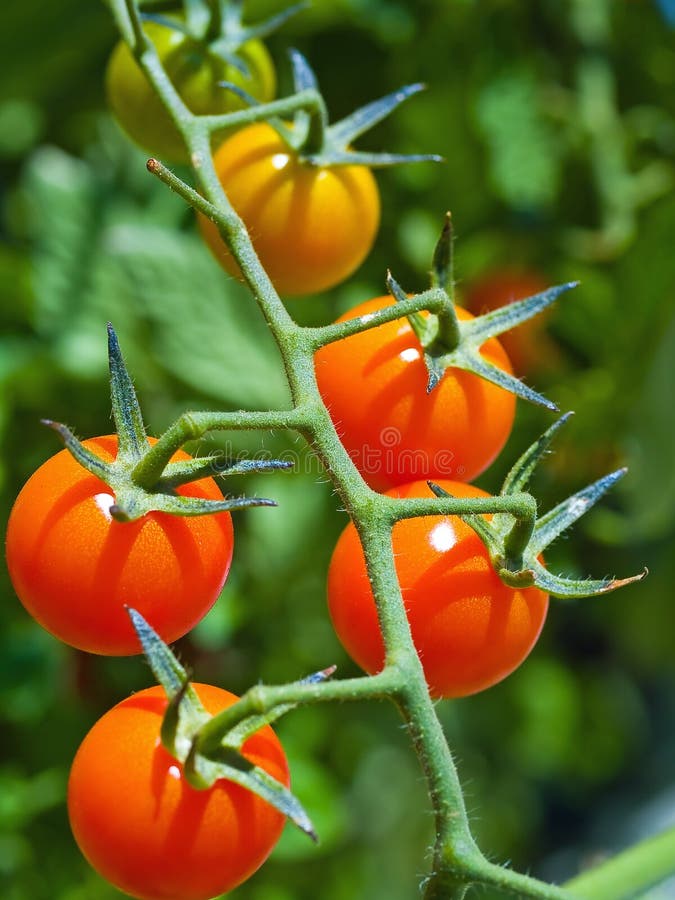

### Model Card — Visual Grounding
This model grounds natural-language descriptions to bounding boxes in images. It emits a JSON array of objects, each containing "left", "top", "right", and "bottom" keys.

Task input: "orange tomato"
[
  {"left": 6, "top": 436, "right": 233, "bottom": 655},
  {"left": 327, "top": 480, "right": 548, "bottom": 698},
  {"left": 198, "top": 122, "right": 380, "bottom": 295},
  {"left": 68, "top": 683, "right": 289, "bottom": 900},
  {"left": 315, "top": 297, "right": 516, "bottom": 490}
]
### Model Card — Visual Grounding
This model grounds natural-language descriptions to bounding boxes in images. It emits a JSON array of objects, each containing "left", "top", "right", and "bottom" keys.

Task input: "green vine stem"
[
  {"left": 564, "top": 826, "right": 675, "bottom": 899},
  {"left": 102, "top": 1, "right": 666, "bottom": 896}
]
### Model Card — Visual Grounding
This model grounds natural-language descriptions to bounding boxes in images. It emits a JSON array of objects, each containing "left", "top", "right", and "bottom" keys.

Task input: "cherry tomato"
[
  {"left": 5, "top": 435, "right": 234, "bottom": 655},
  {"left": 68, "top": 683, "right": 289, "bottom": 900},
  {"left": 314, "top": 297, "right": 516, "bottom": 490},
  {"left": 198, "top": 122, "right": 380, "bottom": 295},
  {"left": 106, "top": 22, "right": 276, "bottom": 162},
  {"left": 327, "top": 480, "right": 548, "bottom": 698},
  {"left": 464, "top": 268, "right": 558, "bottom": 375}
]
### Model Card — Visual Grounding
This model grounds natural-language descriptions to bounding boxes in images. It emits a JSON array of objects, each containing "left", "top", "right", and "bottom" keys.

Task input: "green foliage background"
[{"left": 1, "top": 1, "right": 675, "bottom": 898}]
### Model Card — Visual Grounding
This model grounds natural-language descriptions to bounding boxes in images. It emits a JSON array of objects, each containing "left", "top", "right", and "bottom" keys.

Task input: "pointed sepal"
[
  {"left": 158, "top": 456, "right": 293, "bottom": 490},
  {"left": 427, "top": 440, "right": 646, "bottom": 601},
  {"left": 531, "top": 468, "right": 628, "bottom": 555},
  {"left": 289, "top": 47, "right": 318, "bottom": 92},
  {"left": 527, "top": 559, "right": 648, "bottom": 599},
  {"left": 500, "top": 413, "right": 573, "bottom": 499},
  {"left": 431, "top": 213, "right": 453, "bottom": 292},
  {"left": 127, "top": 608, "right": 317, "bottom": 838},
  {"left": 463, "top": 282, "right": 579, "bottom": 345},
  {"left": 307, "top": 149, "right": 443, "bottom": 168},
  {"left": 328, "top": 83, "right": 427, "bottom": 148},
  {"left": 206, "top": 41, "right": 250, "bottom": 74},
  {"left": 141, "top": 13, "right": 190, "bottom": 35},
  {"left": 451, "top": 350, "right": 558, "bottom": 410},
  {"left": 280, "top": 50, "right": 440, "bottom": 167},
  {"left": 235, "top": 1, "right": 308, "bottom": 44},
  {"left": 185, "top": 741, "right": 317, "bottom": 839},
  {"left": 386, "top": 272, "right": 438, "bottom": 350},
  {"left": 108, "top": 323, "right": 148, "bottom": 462},
  {"left": 127, "top": 607, "right": 202, "bottom": 703},
  {"left": 41, "top": 420, "right": 113, "bottom": 481},
  {"left": 110, "top": 492, "right": 277, "bottom": 522},
  {"left": 126, "top": 607, "right": 209, "bottom": 756}
]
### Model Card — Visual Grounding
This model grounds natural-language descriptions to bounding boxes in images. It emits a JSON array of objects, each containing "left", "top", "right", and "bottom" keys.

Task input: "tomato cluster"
[
  {"left": 4, "top": 7, "right": 567, "bottom": 898},
  {"left": 316, "top": 297, "right": 551, "bottom": 696}
]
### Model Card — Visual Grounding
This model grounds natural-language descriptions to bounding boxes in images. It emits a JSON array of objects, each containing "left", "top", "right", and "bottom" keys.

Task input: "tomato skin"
[
  {"left": 314, "top": 297, "right": 516, "bottom": 490},
  {"left": 68, "top": 683, "right": 289, "bottom": 900},
  {"left": 106, "top": 22, "right": 276, "bottom": 162},
  {"left": 198, "top": 122, "right": 381, "bottom": 296},
  {"left": 5, "top": 436, "right": 234, "bottom": 655},
  {"left": 327, "top": 480, "right": 548, "bottom": 698}
]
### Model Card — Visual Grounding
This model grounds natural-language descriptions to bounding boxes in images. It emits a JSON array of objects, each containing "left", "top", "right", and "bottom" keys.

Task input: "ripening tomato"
[
  {"left": 106, "top": 22, "right": 276, "bottom": 162},
  {"left": 464, "top": 268, "right": 557, "bottom": 375},
  {"left": 5, "top": 436, "right": 233, "bottom": 655},
  {"left": 198, "top": 122, "right": 380, "bottom": 295},
  {"left": 327, "top": 480, "right": 548, "bottom": 698},
  {"left": 314, "top": 297, "right": 516, "bottom": 490},
  {"left": 68, "top": 683, "right": 289, "bottom": 900}
]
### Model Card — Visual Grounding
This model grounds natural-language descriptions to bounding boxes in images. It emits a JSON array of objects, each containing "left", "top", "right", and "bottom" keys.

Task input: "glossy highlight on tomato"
[
  {"left": 327, "top": 480, "right": 548, "bottom": 698},
  {"left": 198, "top": 122, "right": 380, "bottom": 295},
  {"left": 315, "top": 297, "right": 516, "bottom": 490},
  {"left": 106, "top": 22, "right": 276, "bottom": 162},
  {"left": 5, "top": 436, "right": 234, "bottom": 655},
  {"left": 68, "top": 683, "right": 289, "bottom": 900}
]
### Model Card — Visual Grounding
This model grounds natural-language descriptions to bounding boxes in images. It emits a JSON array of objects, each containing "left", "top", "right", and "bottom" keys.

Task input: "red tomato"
[
  {"left": 327, "top": 480, "right": 548, "bottom": 698},
  {"left": 464, "top": 268, "right": 557, "bottom": 375},
  {"left": 314, "top": 297, "right": 516, "bottom": 490},
  {"left": 5, "top": 436, "right": 233, "bottom": 655},
  {"left": 68, "top": 683, "right": 289, "bottom": 900},
  {"left": 198, "top": 122, "right": 380, "bottom": 295}
]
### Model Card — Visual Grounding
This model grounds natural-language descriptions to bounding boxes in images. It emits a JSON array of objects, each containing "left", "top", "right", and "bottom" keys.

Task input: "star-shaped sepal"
[{"left": 430, "top": 414, "right": 647, "bottom": 598}]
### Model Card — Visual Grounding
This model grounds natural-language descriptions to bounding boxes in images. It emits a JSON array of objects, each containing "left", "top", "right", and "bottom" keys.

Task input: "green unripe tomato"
[{"left": 106, "top": 21, "right": 276, "bottom": 162}]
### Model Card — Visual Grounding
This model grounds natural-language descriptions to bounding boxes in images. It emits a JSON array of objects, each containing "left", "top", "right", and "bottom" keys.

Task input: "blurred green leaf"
[{"left": 476, "top": 69, "right": 562, "bottom": 211}]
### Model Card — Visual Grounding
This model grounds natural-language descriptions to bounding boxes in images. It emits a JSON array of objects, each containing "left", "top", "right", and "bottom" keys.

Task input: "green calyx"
[
  {"left": 390, "top": 214, "right": 577, "bottom": 408},
  {"left": 128, "top": 607, "right": 323, "bottom": 839},
  {"left": 229, "top": 47, "right": 443, "bottom": 167},
  {"left": 43, "top": 324, "right": 290, "bottom": 523},
  {"left": 430, "top": 413, "right": 647, "bottom": 599},
  {"left": 144, "top": 0, "right": 306, "bottom": 68}
]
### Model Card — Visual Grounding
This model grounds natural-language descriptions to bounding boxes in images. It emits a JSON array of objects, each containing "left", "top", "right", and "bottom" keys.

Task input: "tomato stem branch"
[
  {"left": 131, "top": 408, "right": 308, "bottom": 488},
  {"left": 196, "top": 667, "right": 401, "bottom": 757},
  {"left": 304, "top": 292, "right": 448, "bottom": 349}
]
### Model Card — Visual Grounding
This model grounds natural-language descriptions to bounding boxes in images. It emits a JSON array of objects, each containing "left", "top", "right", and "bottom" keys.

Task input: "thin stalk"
[
  {"left": 389, "top": 492, "right": 536, "bottom": 523},
  {"left": 197, "top": 668, "right": 400, "bottom": 756},
  {"left": 131, "top": 407, "right": 309, "bottom": 488},
  {"left": 305, "top": 292, "right": 448, "bottom": 350}
]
